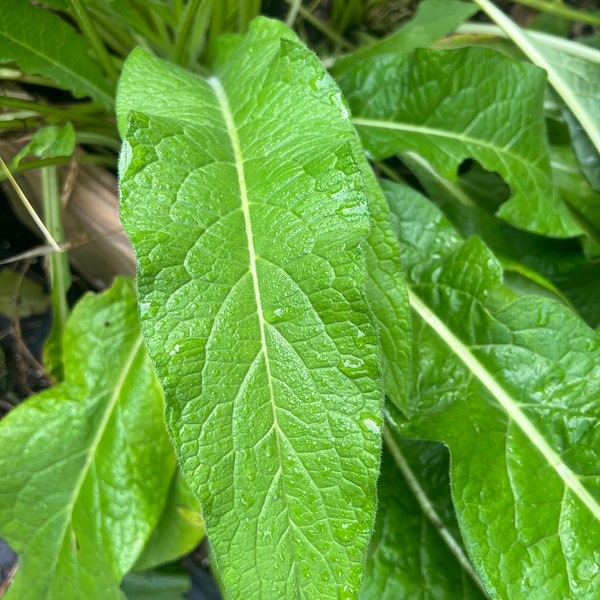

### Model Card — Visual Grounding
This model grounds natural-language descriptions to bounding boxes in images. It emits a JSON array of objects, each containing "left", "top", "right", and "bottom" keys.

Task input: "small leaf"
[
  {"left": 0, "top": 270, "right": 49, "bottom": 319},
  {"left": 334, "top": 46, "right": 580, "bottom": 237},
  {"left": 0, "top": 278, "right": 175, "bottom": 600},
  {"left": 385, "top": 180, "right": 600, "bottom": 598},
  {"left": 0, "top": 0, "right": 113, "bottom": 107},
  {"left": 11, "top": 123, "right": 76, "bottom": 167},
  {"left": 118, "top": 19, "right": 384, "bottom": 600}
]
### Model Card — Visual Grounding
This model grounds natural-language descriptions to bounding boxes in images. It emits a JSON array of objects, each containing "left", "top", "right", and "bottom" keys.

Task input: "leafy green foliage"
[
  {"left": 0, "top": 0, "right": 113, "bottom": 107},
  {"left": 334, "top": 46, "right": 580, "bottom": 237},
  {"left": 2, "top": 2, "right": 600, "bottom": 600},
  {"left": 361, "top": 437, "right": 488, "bottom": 599},
  {"left": 0, "top": 278, "right": 181, "bottom": 599},
  {"left": 118, "top": 20, "right": 383, "bottom": 599},
  {"left": 384, "top": 180, "right": 600, "bottom": 598}
]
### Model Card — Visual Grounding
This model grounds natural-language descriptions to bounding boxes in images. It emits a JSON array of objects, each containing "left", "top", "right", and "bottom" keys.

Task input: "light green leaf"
[
  {"left": 361, "top": 436, "right": 488, "bottom": 599},
  {"left": 0, "top": 0, "right": 113, "bottom": 107},
  {"left": 11, "top": 123, "right": 76, "bottom": 167},
  {"left": 384, "top": 180, "right": 600, "bottom": 599},
  {"left": 472, "top": 0, "right": 600, "bottom": 176},
  {"left": 134, "top": 469, "right": 205, "bottom": 572},
  {"left": 361, "top": 164, "right": 411, "bottom": 413},
  {"left": 0, "top": 277, "right": 176, "bottom": 600},
  {"left": 334, "top": 0, "right": 478, "bottom": 69},
  {"left": 334, "top": 46, "right": 580, "bottom": 237},
  {"left": 118, "top": 19, "right": 384, "bottom": 600}
]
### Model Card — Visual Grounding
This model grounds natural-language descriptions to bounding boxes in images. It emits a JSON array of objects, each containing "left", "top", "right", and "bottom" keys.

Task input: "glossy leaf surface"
[
  {"left": 473, "top": 0, "right": 600, "bottom": 166},
  {"left": 361, "top": 437, "right": 488, "bottom": 599},
  {"left": 334, "top": 46, "right": 579, "bottom": 237},
  {"left": 0, "top": 0, "right": 113, "bottom": 107},
  {"left": 0, "top": 278, "right": 175, "bottom": 599},
  {"left": 118, "top": 19, "right": 383, "bottom": 600},
  {"left": 384, "top": 180, "right": 600, "bottom": 599}
]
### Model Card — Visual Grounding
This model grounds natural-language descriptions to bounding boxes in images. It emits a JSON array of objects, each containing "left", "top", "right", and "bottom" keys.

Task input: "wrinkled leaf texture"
[
  {"left": 0, "top": 278, "right": 175, "bottom": 599},
  {"left": 0, "top": 0, "right": 113, "bottom": 107},
  {"left": 118, "top": 18, "right": 385, "bottom": 600},
  {"left": 384, "top": 180, "right": 600, "bottom": 599},
  {"left": 361, "top": 435, "right": 488, "bottom": 599},
  {"left": 334, "top": 46, "right": 580, "bottom": 238}
]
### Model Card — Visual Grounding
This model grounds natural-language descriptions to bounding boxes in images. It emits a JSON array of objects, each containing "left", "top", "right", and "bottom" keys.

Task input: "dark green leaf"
[
  {"left": 334, "top": 47, "right": 580, "bottom": 237},
  {"left": 384, "top": 180, "right": 600, "bottom": 599},
  {"left": 361, "top": 437, "right": 488, "bottom": 599},
  {"left": 0, "top": 0, "right": 113, "bottom": 106}
]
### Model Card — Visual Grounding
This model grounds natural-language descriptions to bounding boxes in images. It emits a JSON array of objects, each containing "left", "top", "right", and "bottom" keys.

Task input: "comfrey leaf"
[
  {"left": 385, "top": 180, "right": 600, "bottom": 599},
  {"left": 118, "top": 18, "right": 384, "bottom": 600}
]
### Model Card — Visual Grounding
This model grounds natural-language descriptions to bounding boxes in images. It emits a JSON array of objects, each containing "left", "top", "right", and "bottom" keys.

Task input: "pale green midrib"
[
  {"left": 383, "top": 426, "right": 491, "bottom": 599},
  {"left": 471, "top": 0, "right": 600, "bottom": 156},
  {"left": 207, "top": 77, "right": 300, "bottom": 592},
  {"left": 47, "top": 334, "right": 144, "bottom": 589},
  {"left": 353, "top": 117, "right": 546, "bottom": 176},
  {"left": 0, "top": 27, "right": 112, "bottom": 107},
  {"left": 407, "top": 288, "right": 600, "bottom": 521}
]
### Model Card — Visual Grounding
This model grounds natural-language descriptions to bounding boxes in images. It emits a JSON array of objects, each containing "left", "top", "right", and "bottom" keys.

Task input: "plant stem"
[
  {"left": 67, "top": 0, "right": 119, "bottom": 83},
  {"left": 41, "top": 167, "right": 71, "bottom": 382},
  {"left": 383, "top": 426, "right": 491, "bottom": 599}
]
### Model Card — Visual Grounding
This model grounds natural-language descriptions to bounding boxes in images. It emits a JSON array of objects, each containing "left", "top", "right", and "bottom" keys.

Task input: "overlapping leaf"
[
  {"left": 118, "top": 19, "right": 384, "bottom": 599},
  {"left": 384, "top": 180, "right": 600, "bottom": 598},
  {"left": 361, "top": 437, "right": 488, "bottom": 599},
  {"left": 334, "top": 46, "right": 580, "bottom": 237},
  {"left": 0, "top": 278, "right": 175, "bottom": 599},
  {"left": 0, "top": 0, "right": 113, "bottom": 106},
  {"left": 473, "top": 0, "right": 600, "bottom": 183}
]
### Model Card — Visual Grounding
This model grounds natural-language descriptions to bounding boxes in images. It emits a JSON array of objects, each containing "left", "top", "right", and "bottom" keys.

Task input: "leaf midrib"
[
  {"left": 353, "top": 117, "right": 546, "bottom": 177},
  {"left": 46, "top": 334, "right": 144, "bottom": 592},
  {"left": 407, "top": 287, "right": 600, "bottom": 521},
  {"left": 207, "top": 76, "right": 300, "bottom": 591}
]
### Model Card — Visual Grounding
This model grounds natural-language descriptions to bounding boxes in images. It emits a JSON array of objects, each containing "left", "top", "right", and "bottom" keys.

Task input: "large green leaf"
[
  {"left": 0, "top": 278, "right": 175, "bottom": 599},
  {"left": 384, "top": 180, "right": 600, "bottom": 598},
  {"left": 334, "top": 46, "right": 580, "bottom": 238},
  {"left": 0, "top": 0, "right": 113, "bottom": 107},
  {"left": 361, "top": 437, "right": 488, "bottom": 599},
  {"left": 117, "top": 19, "right": 384, "bottom": 600}
]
